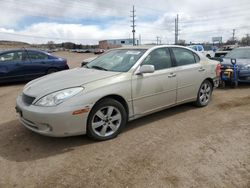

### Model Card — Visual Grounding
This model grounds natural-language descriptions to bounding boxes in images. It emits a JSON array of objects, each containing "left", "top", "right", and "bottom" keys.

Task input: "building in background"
[{"left": 99, "top": 38, "right": 136, "bottom": 49}]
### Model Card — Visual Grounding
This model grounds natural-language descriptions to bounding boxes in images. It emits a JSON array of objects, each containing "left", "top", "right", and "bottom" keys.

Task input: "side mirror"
[
  {"left": 231, "top": 58, "right": 236, "bottom": 65},
  {"left": 81, "top": 61, "right": 88, "bottom": 67},
  {"left": 136, "top": 65, "right": 155, "bottom": 75},
  {"left": 81, "top": 57, "right": 97, "bottom": 67}
]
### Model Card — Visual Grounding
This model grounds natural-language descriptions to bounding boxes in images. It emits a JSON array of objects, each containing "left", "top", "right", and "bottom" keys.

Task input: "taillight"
[{"left": 216, "top": 63, "right": 221, "bottom": 76}]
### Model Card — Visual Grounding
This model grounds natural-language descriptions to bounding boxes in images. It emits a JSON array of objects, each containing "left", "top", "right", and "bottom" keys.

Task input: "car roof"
[
  {"left": 117, "top": 45, "right": 191, "bottom": 50},
  {"left": 0, "top": 48, "right": 49, "bottom": 54}
]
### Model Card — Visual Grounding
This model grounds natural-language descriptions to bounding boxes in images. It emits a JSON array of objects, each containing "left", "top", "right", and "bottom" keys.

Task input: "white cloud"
[{"left": 0, "top": 0, "right": 250, "bottom": 44}]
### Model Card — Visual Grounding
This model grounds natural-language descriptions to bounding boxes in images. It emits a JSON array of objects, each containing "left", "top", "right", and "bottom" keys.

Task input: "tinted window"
[
  {"left": 189, "top": 45, "right": 197, "bottom": 51},
  {"left": 197, "top": 45, "right": 203, "bottom": 51},
  {"left": 172, "top": 48, "right": 196, "bottom": 66},
  {"left": 28, "top": 51, "right": 48, "bottom": 60},
  {"left": 0, "top": 51, "right": 22, "bottom": 62},
  {"left": 142, "top": 48, "right": 172, "bottom": 70}
]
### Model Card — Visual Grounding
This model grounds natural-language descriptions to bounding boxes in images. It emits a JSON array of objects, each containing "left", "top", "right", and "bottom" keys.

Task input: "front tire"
[
  {"left": 195, "top": 80, "right": 213, "bottom": 107},
  {"left": 87, "top": 98, "right": 127, "bottom": 141}
]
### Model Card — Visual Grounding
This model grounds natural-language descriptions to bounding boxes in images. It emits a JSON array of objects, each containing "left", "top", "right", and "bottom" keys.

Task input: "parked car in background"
[
  {"left": 221, "top": 47, "right": 250, "bottom": 83},
  {"left": 16, "top": 45, "right": 219, "bottom": 141},
  {"left": 94, "top": 49, "right": 105, "bottom": 54},
  {"left": 0, "top": 49, "right": 69, "bottom": 83},
  {"left": 214, "top": 45, "right": 236, "bottom": 59},
  {"left": 188, "top": 44, "right": 215, "bottom": 58}
]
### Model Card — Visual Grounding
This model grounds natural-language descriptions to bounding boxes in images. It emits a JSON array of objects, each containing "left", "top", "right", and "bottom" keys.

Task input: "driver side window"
[{"left": 142, "top": 48, "right": 172, "bottom": 70}]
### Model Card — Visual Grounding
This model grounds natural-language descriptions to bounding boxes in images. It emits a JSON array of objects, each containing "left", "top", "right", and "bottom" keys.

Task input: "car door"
[
  {"left": 23, "top": 50, "right": 50, "bottom": 79},
  {"left": 131, "top": 47, "right": 177, "bottom": 116},
  {"left": 170, "top": 47, "right": 206, "bottom": 103},
  {"left": 0, "top": 50, "right": 25, "bottom": 81}
]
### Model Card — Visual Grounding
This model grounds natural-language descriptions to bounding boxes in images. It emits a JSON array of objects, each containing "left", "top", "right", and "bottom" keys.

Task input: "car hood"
[
  {"left": 23, "top": 67, "right": 121, "bottom": 97},
  {"left": 222, "top": 58, "right": 250, "bottom": 66}
]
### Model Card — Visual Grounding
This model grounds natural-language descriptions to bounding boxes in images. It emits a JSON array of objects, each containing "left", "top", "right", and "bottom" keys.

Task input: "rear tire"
[
  {"left": 195, "top": 80, "right": 213, "bottom": 107},
  {"left": 87, "top": 98, "right": 127, "bottom": 141}
]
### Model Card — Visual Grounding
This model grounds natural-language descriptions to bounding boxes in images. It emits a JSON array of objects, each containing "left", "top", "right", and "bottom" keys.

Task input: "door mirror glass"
[{"left": 137, "top": 65, "right": 155, "bottom": 74}]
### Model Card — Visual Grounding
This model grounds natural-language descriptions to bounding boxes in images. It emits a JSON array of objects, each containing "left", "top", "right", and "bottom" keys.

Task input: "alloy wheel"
[
  {"left": 199, "top": 82, "right": 211, "bottom": 105},
  {"left": 91, "top": 106, "right": 122, "bottom": 137}
]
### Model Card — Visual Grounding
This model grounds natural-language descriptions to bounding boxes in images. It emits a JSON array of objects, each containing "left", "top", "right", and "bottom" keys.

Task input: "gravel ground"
[{"left": 0, "top": 52, "right": 249, "bottom": 188}]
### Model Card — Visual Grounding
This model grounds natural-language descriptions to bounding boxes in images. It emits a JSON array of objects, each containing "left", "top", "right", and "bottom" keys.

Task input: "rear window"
[{"left": 172, "top": 48, "right": 197, "bottom": 66}]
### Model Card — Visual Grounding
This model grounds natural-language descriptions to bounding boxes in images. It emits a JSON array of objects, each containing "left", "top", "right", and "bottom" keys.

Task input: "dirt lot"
[{"left": 0, "top": 52, "right": 249, "bottom": 188}]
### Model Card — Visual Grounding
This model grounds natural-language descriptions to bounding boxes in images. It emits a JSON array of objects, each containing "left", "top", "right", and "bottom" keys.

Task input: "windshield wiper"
[{"left": 91, "top": 65, "right": 108, "bottom": 71}]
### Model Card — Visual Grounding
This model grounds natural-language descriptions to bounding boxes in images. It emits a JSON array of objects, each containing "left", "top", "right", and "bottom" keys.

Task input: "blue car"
[
  {"left": 0, "top": 49, "right": 69, "bottom": 83},
  {"left": 221, "top": 47, "right": 250, "bottom": 83}
]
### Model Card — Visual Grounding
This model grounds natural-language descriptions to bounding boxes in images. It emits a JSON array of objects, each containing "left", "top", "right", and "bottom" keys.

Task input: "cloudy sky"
[{"left": 0, "top": 0, "right": 250, "bottom": 44}]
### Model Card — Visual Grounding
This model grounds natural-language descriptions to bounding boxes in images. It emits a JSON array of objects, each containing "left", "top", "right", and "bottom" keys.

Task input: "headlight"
[{"left": 35, "top": 87, "right": 83, "bottom": 107}]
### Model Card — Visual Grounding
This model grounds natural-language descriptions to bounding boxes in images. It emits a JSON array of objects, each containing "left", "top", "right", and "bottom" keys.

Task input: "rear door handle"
[
  {"left": 168, "top": 73, "right": 176, "bottom": 78},
  {"left": 199, "top": 67, "right": 205, "bottom": 72}
]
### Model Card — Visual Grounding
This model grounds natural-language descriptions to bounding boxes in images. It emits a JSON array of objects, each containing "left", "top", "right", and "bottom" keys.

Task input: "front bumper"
[
  {"left": 238, "top": 70, "right": 250, "bottom": 82},
  {"left": 16, "top": 94, "right": 89, "bottom": 137}
]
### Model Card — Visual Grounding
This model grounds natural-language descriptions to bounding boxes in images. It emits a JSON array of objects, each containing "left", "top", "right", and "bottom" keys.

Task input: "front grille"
[{"left": 22, "top": 94, "right": 36, "bottom": 105}]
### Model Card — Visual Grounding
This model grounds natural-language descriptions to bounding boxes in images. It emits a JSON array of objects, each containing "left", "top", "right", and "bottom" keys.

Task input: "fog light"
[{"left": 38, "top": 124, "right": 52, "bottom": 132}]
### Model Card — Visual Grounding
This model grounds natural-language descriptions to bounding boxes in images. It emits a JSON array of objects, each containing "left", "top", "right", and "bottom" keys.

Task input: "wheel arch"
[
  {"left": 204, "top": 77, "right": 214, "bottom": 88},
  {"left": 92, "top": 94, "right": 129, "bottom": 120}
]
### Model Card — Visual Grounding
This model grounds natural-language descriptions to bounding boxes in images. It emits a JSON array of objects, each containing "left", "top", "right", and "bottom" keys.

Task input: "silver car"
[{"left": 16, "top": 45, "right": 219, "bottom": 140}]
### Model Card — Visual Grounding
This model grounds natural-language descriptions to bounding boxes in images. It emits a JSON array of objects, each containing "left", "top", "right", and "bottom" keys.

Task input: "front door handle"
[
  {"left": 168, "top": 73, "right": 176, "bottom": 78},
  {"left": 199, "top": 67, "right": 205, "bottom": 72}
]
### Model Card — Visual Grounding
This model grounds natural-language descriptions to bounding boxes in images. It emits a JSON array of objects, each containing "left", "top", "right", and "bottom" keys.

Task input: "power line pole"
[
  {"left": 175, "top": 14, "right": 179, "bottom": 45},
  {"left": 247, "top": 34, "right": 250, "bottom": 46},
  {"left": 130, "top": 5, "right": 136, "bottom": 46},
  {"left": 175, "top": 18, "right": 177, "bottom": 44},
  {"left": 232, "top": 29, "right": 236, "bottom": 43},
  {"left": 177, "top": 14, "right": 179, "bottom": 44},
  {"left": 156, "top": 36, "right": 160, "bottom": 45}
]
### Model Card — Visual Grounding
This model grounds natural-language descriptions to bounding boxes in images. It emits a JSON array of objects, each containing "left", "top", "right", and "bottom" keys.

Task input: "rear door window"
[
  {"left": 172, "top": 48, "right": 197, "bottom": 66},
  {"left": 27, "top": 51, "right": 48, "bottom": 60}
]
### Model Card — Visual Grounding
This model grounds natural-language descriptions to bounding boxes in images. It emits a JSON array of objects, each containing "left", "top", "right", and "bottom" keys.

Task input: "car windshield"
[
  {"left": 225, "top": 48, "right": 250, "bottom": 59},
  {"left": 85, "top": 49, "right": 146, "bottom": 72},
  {"left": 189, "top": 46, "right": 197, "bottom": 51}
]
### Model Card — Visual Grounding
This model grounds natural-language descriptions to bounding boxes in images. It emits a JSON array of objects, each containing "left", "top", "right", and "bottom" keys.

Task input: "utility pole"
[
  {"left": 130, "top": 5, "right": 136, "bottom": 46},
  {"left": 175, "top": 14, "right": 179, "bottom": 45},
  {"left": 232, "top": 29, "right": 236, "bottom": 43},
  {"left": 156, "top": 36, "right": 160, "bottom": 45},
  {"left": 177, "top": 14, "right": 179, "bottom": 44},
  {"left": 139, "top": 34, "right": 141, "bottom": 45},
  {"left": 246, "top": 34, "right": 250, "bottom": 46}
]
